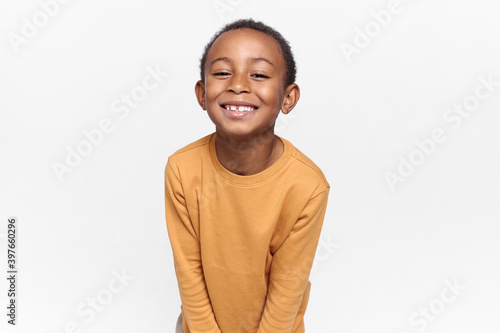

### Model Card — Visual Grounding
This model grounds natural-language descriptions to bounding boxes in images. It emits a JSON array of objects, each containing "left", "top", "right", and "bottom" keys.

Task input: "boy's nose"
[{"left": 228, "top": 73, "right": 250, "bottom": 94}]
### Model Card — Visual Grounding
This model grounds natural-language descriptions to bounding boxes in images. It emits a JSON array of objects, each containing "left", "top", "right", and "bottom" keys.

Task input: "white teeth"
[{"left": 225, "top": 105, "right": 255, "bottom": 112}]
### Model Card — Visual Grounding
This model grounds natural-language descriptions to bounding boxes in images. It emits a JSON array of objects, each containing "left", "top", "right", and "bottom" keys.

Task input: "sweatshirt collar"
[{"left": 208, "top": 132, "right": 294, "bottom": 186}]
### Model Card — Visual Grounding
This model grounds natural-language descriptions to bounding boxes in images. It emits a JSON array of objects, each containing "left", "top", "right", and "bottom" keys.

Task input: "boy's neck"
[{"left": 214, "top": 129, "right": 284, "bottom": 176}]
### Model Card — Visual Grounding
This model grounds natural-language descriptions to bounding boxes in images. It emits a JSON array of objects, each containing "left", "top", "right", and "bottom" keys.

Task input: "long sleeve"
[
  {"left": 164, "top": 160, "right": 221, "bottom": 333},
  {"left": 257, "top": 187, "right": 330, "bottom": 333}
]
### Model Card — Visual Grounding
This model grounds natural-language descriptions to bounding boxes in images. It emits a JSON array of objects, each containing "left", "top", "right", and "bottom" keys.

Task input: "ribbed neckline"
[{"left": 209, "top": 132, "right": 294, "bottom": 186}]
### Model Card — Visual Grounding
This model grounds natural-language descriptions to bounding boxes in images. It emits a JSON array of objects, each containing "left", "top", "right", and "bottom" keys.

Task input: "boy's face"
[{"left": 195, "top": 28, "right": 299, "bottom": 139}]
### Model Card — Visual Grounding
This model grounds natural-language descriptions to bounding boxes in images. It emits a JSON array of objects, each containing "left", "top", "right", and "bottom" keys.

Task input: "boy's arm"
[
  {"left": 257, "top": 187, "right": 330, "bottom": 333},
  {"left": 164, "top": 160, "right": 221, "bottom": 333}
]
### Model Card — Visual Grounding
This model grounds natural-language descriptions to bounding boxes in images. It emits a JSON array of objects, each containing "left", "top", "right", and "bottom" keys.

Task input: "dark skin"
[{"left": 195, "top": 28, "right": 300, "bottom": 175}]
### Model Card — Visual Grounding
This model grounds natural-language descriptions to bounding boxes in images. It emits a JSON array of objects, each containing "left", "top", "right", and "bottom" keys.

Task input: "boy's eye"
[{"left": 212, "top": 72, "right": 269, "bottom": 78}]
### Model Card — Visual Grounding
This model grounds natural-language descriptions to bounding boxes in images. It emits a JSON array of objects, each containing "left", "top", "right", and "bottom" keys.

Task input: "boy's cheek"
[{"left": 204, "top": 80, "right": 224, "bottom": 94}]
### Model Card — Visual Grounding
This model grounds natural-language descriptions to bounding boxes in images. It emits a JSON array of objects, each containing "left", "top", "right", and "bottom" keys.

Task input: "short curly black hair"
[{"left": 199, "top": 18, "right": 297, "bottom": 87}]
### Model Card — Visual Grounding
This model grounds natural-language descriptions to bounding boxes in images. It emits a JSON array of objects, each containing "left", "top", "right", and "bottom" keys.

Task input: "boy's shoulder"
[
  {"left": 281, "top": 136, "right": 330, "bottom": 190},
  {"left": 167, "top": 133, "right": 213, "bottom": 163},
  {"left": 165, "top": 134, "right": 213, "bottom": 179}
]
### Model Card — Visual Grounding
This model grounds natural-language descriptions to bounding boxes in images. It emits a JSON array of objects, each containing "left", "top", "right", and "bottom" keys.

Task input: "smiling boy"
[{"left": 165, "top": 19, "right": 330, "bottom": 333}]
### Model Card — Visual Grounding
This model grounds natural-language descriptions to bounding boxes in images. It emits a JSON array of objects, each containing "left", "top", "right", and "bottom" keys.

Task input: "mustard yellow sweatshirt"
[{"left": 164, "top": 133, "right": 330, "bottom": 333}]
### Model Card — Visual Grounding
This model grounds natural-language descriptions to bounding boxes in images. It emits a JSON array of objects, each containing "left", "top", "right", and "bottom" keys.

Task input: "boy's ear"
[
  {"left": 281, "top": 83, "right": 300, "bottom": 114},
  {"left": 195, "top": 80, "right": 206, "bottom": 110}
]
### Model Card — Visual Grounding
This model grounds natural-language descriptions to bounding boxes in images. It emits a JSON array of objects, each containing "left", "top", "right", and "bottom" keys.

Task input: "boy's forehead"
[{"left": 207, "top": 28, "right": 284, "bottom": 66}]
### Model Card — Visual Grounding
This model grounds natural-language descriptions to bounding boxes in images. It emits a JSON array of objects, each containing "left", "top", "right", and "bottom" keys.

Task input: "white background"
[{"left": 1, "top": 0, "right": 499, "bottom": 332}]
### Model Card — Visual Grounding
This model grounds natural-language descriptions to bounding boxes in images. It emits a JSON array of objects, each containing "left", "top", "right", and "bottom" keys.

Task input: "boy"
[{"left": 165, "top": 19, "right": 330, "bottom": 333}]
